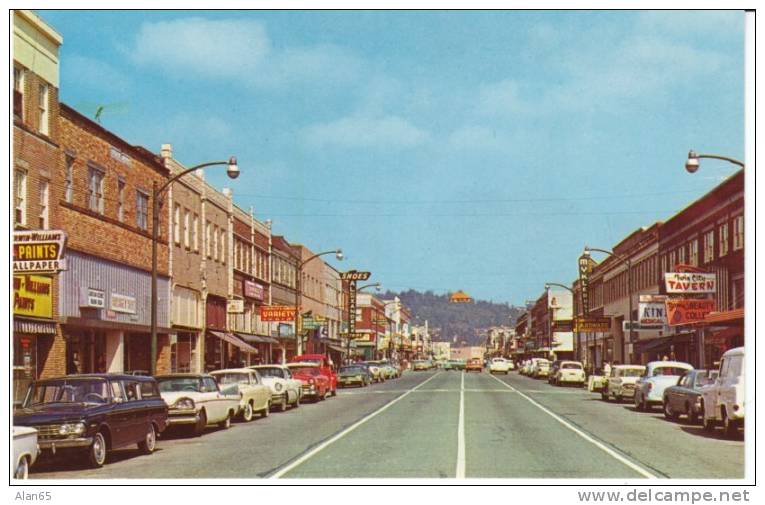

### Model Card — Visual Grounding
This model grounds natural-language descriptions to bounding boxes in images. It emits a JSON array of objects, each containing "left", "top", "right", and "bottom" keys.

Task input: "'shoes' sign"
[
  {"left": 13, "top": 230, "right": 67, "bottom": 273},
  {"left": 665, "top": 299, "right": 716, "bottom": 326},
  {"left": 664, "top": 272, "right": 716, "bottom": 294},
  {"left": 341, "top": 270, "right": 371, "bottom": 281}
]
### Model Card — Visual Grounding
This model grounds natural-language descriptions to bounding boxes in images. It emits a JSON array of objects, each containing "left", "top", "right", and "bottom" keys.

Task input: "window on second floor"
[
  {"left": 64, "top": 155, "right": 74, "bottom": 203},
  {"left": 192, "top": 214, "right": 199, "bottom": 251},
  {"left": 38, "top": 180, "right": 49, "bottom": 229},
  {"left": 14, "top": 169, "right": 27, "bottom": 226},
  {"left": 14, "top": 66, "right": 24, "bottom": 120},
  {"left": 183, "top": 209, "right": 190, "bottom": 249},
  {"left": 38, "top": 83, "right": 49, "bottom": 135},
  {"left": 719, "top": 222, "right": 729, "bottom": 257},
  {"left": 688, "top": 239, "right": 698, "bottom": 266},
  {"left": 136, "top": 191, "right": 149, "bottom": 231},
  {"left": 173, "top": 204, "right": 181, "bottom": 245},
  {"left": 703, "top": 230, "right": 714, "bottom": 264},
  {"left": 733, "top": 215, "right": 744, "bottom": 251},
  {"left": 87, "top": 166, "right": 105, "bottom": 214},
  {"left": 205, "top": 222, "right": 212, "bottom": 258},
  {"left": 117, "top": 179, "right": 125, "bottom": 222},
  {"left": 677, "top": 245, "right": 685, "bottom": 266}
]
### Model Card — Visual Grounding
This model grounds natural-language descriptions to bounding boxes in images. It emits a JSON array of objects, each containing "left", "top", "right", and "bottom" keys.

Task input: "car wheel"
[
  {"left": 262, "top": 402, "right": 271, "bottom": 418},
  {"left": 138, "top": 423, "right": 156, "bottom": 454},
  {"left": 634, "top": 394, "right": 643, "bottom": 411},
  {"left": 686, "top": 403, "right": 699, "bottom": 424},
  {"left": 293, "top": 393, "right": 301, "bottom": 408},
  {"left": 703, "top": 416, "right": 716, "bottom": 432},
  {"left": 279, "top": 395, "right": 288, "bottom": 412},
  {"left": 722, "top": 410, "right": 739, "bottom": 438},
  {"left": 601, "top": 390, "right": 609, "bottom": 401},
  {"left": 664, "top": 401, "right": 678, "bottom": 421},
  {"left": 331, "top": 388, "right": 337, "bottom": 397},
  {"left": 615, "top": 394, "right": 623, "bottom": 403},
  {"left": 14, "top": 456, "right": 29, "bottom": 480},
  {"left": 194, "top": 409, "right": 207, "bottom": 436},
  {"left": 87, "top": 431, "right": 107, "bottom": 468},
  {"left": 242, "top": 401, "right": 254, "bottom": 422},
  {"left": 218, "top": 413, "right": 231, "bottom": 429}
]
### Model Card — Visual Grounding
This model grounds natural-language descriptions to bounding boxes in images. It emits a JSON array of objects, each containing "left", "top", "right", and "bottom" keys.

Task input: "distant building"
[
  {"left": 432, "top": 341, "right": 451, "bottom": 361},
  {"left": 450, "top": 346, "right": 483, "bottom": 361}
]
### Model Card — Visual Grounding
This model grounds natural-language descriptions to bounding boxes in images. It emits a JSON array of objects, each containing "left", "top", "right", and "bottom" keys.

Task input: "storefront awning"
[
  {"left": 702, "top": 308, "right": 744, "bottom": 327},
  {"left": 633, "top": 336, "right": 674, "bottom": 354},
  {"left": 236, "top": 332, "right": 268, "bottom": 344},
  {"left": 208, "top": 330, "right": 258, "bottom": 354},
  {"left": 327, "top": 344, "right": 347, "bottom": 354},
  {"left": 14, "top": 318, "right": 57, "bottom": 334}
]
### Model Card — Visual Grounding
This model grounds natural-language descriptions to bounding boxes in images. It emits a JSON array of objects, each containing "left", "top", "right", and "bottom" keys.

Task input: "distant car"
[
  {"left": 602, "top": 365, "right": 646, "bottom": 401},
  {"left": 520, "top": 360, "right": 533, "bottom": 375},
  {"left": 552, "top": 361, "right": 586, "bottom": 386},
  {"left": 702, "top": 347, "right": 745, "bottom": 438},
  {"left": 338, "top": 364, "right": 372, "bottom": 387},
  {"left": 448, "top": 359, "right": 466, "bottom": 370},
  {"left": 530, "top": 358, "right": 551, "bottom": 379},
  {"left": 210, "top": 368, "right": 272, "bottom": 420},
  {"left": 465, "top": 358, "right": 483, "bottom": 372},
  {"left": 363, "top": 361, "right": 387, "bottom": 381},
  {"left": 662, "top": 369, "right": 717, "bottom": 423},
  {"left": 15, "top": 374, "right": 168, "bottom": 468},
  {"left": 287, "top": 363, "right": 331, "bottom": 401},
  {"left": 290, "top": 354, "right": 338, "bottom": 396},
  {"left": 634, "top": 361, "right": 694, "bottom": 411},
  {"left": 250, "top": 364, "right": 303, "bottom": 411},
  {"left": 412, "top": 360, "right": 429, "bottom": 371},
  {"left": 156, "top": 374, "right": 239, "bottom": 436},
  {"left": 13, "top": 426, "right": 38, "bottom": 479},
  {"left": 488, "top": 358, "right": 512, "bottom": 375}
]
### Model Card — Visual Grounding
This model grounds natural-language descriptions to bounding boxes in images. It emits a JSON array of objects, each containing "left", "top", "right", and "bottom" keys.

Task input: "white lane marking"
[
  {"left": 456, "top": 371, "right": 466, "bottom": 478},
  {"left": 489, "top": 374, "right": 659, "bottom": 479},
  {"left": 338, "top": 388, "right": 512, "bottom": 395},
  {"left": 270, "top": 372, "right": 443, "bottom": 478}
]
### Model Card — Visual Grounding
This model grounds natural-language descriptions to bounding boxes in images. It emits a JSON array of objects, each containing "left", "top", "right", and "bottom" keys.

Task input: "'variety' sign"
[{"left": 260, "top": 306, "right": 296, "bottom": 322}]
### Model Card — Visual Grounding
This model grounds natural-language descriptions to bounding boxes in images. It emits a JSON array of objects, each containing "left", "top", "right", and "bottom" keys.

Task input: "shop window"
[
  {"left": 719, "top": 223, "right": 729, "bottom": 257},
  {"left": 13, "top": 334, "right": 37, "bottom": 406},
  {"left": 136, "top": 191, "right": 149, "bottom": 231},
  {"left": 733, "top": 215, "right": 743, "bottom": 251},
  {"left": 171, "top": 333, "right": 197, "bottom": 373},
  {"left": 14, "top": 169, "right": 27, "bottom": 226}
]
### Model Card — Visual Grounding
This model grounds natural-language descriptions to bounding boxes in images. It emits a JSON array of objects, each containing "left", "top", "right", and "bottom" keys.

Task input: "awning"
[
  {"left": 208, "top": 330, "right": 258, "bottom": 354},
  {"left": 236, "top": 332, "right": 268, "bottom": 344},
  {"left": 633, "top": 336, "right": 674, "bottom": 354},
  {"left": 14, "top": 318, "right": 57, "bottom": 335},
  {"left": 327, "top": 344, "right": 347, "bottom": 354},
  {"left": 702, "top": 308, "right": 744, "bottom": 326}
]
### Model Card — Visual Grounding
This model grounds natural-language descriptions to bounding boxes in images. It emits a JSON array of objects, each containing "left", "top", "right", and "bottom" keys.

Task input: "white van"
[{"left": 701, "top": 347, "right": 744, "bottom": 437}]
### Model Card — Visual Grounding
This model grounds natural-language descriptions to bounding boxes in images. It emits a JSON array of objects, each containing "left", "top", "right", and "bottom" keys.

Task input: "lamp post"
[
  {"left": 583, "top": 246, "right": 633, "bottom": 365},
  {"left": 545, "top": 282, "right": 578, "bottom": 362},
  {"left": 381, "top": 299, "right": 400, "bottom": 360},
  {"left": 295, "top": 249, "right": 343, "bottom": 355},
  {"left": 685, "top": 150, "right": 744, "bottom": 173},
  {"left": 150, "top": 157, "right": 240, "bottom": 376},
  {"left": 348, "top": 282, "right": 380, "bottom": 361}
]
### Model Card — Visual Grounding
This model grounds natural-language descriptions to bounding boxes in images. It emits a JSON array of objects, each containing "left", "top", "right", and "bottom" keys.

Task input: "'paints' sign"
[
  {"left": 13, "top": 230, "right": 67, "bottom": 273},
  {"left": 664, "top": 272, "right": 716, "bottom": 294},
  {"left": 13, "top": 275, "right": 53, "bottom": 318}
]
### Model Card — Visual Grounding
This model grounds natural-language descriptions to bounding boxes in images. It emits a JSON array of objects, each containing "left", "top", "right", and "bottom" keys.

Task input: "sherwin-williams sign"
[
  {"left": 13, "top": 230, "right": 67, "bottom": 273},
  {"left": 13, "top": 274, "right": 53, "bottom": 318},
  {"left": 665, "top": 299, "right": 716, "bottom": 326},
  {"left": 664, "top": 272, "right": 716, "bottom": 294}
]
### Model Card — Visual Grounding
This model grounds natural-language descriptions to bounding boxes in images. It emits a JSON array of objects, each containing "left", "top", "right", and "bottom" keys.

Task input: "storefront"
[
  {"left": 697, "top": 308, "right": 744, "bottom": 369},
  {"left": 170, "top": 284, "right": 203, "bottom": 372},
  {"left": 59, "top": 251, "right": 171, "bottom": 374},
  {"left": 205, "top": 294, "right": 258, "bottom": 370}
]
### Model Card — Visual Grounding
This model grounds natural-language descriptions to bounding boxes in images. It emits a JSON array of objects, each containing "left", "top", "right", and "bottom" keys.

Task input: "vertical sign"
[
  {"left": 578, "top": 253, "right": 594, "bottom": 316},
  {"left": 348, "top": 280, "right": 357, "bottom": 335}
]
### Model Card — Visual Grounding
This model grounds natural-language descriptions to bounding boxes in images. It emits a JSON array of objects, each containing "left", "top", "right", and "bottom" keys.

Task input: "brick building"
[{"left": 270, "top": 235, "right": 299, "bottom": 360}]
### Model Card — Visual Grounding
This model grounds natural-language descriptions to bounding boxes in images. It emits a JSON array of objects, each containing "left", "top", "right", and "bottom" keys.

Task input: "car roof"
[
  {"left": 250, "top": 364, "right": 287, "bottom": 369},
  {"left": 209, "top": 368, "right": 254, "bottom": 374},
  {"left": 646, "top": 361, "right": 693, "bottom": 369},
  {"left": 614, "top": 364, "right": 645, "bottom": 369},
  {"left": 287, "top": 362, "right": 320, "bottom": 367},
  {"left": 155, "top": 373, "right": 210, "bottom": 379},
  {"left": 722, "top": 347, "right": 744, "bottom": 357},
  {"left": 35, "top": 373, "right": 156, "bottom": 382}
]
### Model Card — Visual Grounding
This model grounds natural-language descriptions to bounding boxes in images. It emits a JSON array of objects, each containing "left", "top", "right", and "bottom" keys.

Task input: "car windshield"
[
  {"left": 493, "top": 359, "right": 506, "bottom": 363},
  {"left": 340, "top": 366, "right": 365, "bottom": 373},
  {"left": 157, "top": 377, "right": 202, "bottom": 392},
  {"left": 214, "top": 373, "right": 250, "bottom": 385},
  {"left": 561, "top": 363, "right": 582, "bottom": 369},
  {"left": 622, "top": 368, "right": 644, "bottom": 377},
  {"left": 256, "top": 367, "right": 284, "bottom": 378},
  {"left": 289, "top": 367, "right": 321, "bottom": 376},
  {"left": 25, "top": 379, "right": 109, "bottom": 406},
  {"left": 653, "top": 366, "right": 689, "bottom": 376},
  {"left": 695, "top": 372, "right": 716, "bottom": 387}
]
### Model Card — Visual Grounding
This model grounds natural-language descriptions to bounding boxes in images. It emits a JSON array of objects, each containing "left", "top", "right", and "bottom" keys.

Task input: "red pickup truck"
[{"left": 289, "top": 354, "right": 337, "bottom": 396}]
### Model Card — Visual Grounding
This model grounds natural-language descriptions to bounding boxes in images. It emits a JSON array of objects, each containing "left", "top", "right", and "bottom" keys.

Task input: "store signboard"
[
  {"left": 574, "top": 317, "right": 611, "bottom": 333},
  {"left": 665, "top": 299, "right": 716, "bottom": 326},
  {"left": 80, "top": 287, "right": 106, "bottom": 309},
  {"left": 227, "top": 299, "right": 244, "bottom": 314},
  {"left": 639, "top": 295, "right": 668, "bottom": 326},
  {"left": 664, "top": 272, "right": 716, "bottom": 294},
  {"left": 244, "top": 280, "right": 264, "bottom": 300},
  {"left": 260, "top": 306, "right": 296, "bottom": 322},
  {"left": 110, "top": 293, "right": 137, "bottom": 314},
  {"left": 13, "top": 230, "right": 67, "bottom": 273},
  {"left": 13, "top": 274, "right": 53, "bottom": 318}
]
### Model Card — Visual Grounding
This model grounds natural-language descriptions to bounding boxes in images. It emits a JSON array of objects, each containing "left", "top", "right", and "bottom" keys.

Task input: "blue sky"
[{"left": 39, "top": 10, "right": 745, "bottom": 305}]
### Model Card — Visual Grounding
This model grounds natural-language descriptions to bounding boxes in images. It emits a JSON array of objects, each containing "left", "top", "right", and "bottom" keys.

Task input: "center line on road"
[
  {"left": 456, "top": 371, "right": 465, "bottom": 478},
  {"left": 489, "top": 374, "right": 661, "bottom": 479},
  {"left": 268, "top": 372, "right": 443, "bottom": 479}
]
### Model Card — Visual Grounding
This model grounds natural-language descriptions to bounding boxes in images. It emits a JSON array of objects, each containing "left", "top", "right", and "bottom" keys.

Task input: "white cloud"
[
  {"left": 66, "top": 55, "right": 131, "bottom": 93},
  {"left": 304, "top": 115, "right": 430, "bottom": 149},
  {"left": 477, "top": 79, "right": 529, "bottom": 116},
  {"left": 447, "top": 126, "right": 512, "bottom": 151},
  {"left": 129, "top": 17, "right": 362, "bottom": 88}
]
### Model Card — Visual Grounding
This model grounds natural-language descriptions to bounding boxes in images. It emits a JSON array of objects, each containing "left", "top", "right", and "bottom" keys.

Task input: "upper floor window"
[
  {"left": 733, "top": 215, "right": 744, "bottom": 251},
  {"left": 136, "top": 191, "right": 149, "bottom": 231},
  {"left": 14, "top": 169, "right": 27, "bottom": 226},
  {"left": 677, "top": 245, "right": 685, "bottom": 266},
  {"left": 205, "top": 222, "right": 212, "bottom": 258},
  {"left": 213, "top": 225, "right": 219, "bottom": 261},
  {"left": 87, "top": 166, "right": 105, "bottom": 214},
  {"left": 719, "top": 223, "right": 729, "bottom": 257},
  {"left": 38, "top": 180, "right": 49, "bottom": 229},
  {"left": 688, "top": 239, "right": 698, "bottom": 266},
  {"left": 183, "top": 209, "right": 190, "bottom": 249},
  {"left": 14, "top": 66, "right": 24, "bottom": 120},
  {"left": 703, "top": 230, "right": 714, "bottom": 264},
  {"left": 64, "top": 155, "right": 74, "bottom": 203},
  {"left": 38, "top": 83, "right": 49, "bottom": 135},
  {"left": 219, "top": 229, "right": 226, "bottom": 264},
  {"left": 117, "top": 179, "right": 126, "bottom": 222},
  {"left": 192, "top": 214, "right": 199, "bottom": 252},
  {"left": 173, "top": 204, "right": 181, "bottom": 245}
]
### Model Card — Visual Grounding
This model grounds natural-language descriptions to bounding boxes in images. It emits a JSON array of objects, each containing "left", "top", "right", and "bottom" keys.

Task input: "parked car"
[
  {"left": 250, "top": 364, "right": 303, "bottom": 411},
  {"left": 634, "top": 361, "right": 694, "bottom": 411},
  {"left": 547, "top": 360, "right": 563, "bottom": 383},
  {"left": 338, "top": 364, "right": 372, "bottom": 387},
  {"left": 662, "top": 369, "right": 717, "bottom": 423},
  {"left": 13, "top": 426, "right": 38, "bottom": 479},
  {"left": 520, "top": 360, "right": 532, "bottom": 375},
  {"left": 465, "top": 358, "right": 483, "bottom": 372},
  {"left": 287, "top": 363, "right": 331, "bottom": 402},
  {"left": 363, "top": 361, "right": 387, "bottom": 381},
  {"left": 602, "top": 365, "right": 646, "bottom": 401},
  {"left": 14, "top": 374, "right": 168, "bottom": 468},
  {"left": 702, "top": 347, "right": 745, "bottom": 438},
  {"left": 156, "top": 374, "right": 239, "bottom": 436},
  {"left": 412, "top": 360, "right": 429, "bottom": 371},
  {"left": 367, "top": 360, "right": 396, "bottom": 380},
  {"left": 380, "top": 360, "right": 401, "bottom": 378},
  {"left": 210, "top": 368, "right": 272, "bottom": 420},
  {"left": 290, "top": 354, "right": 338, "bottom": 395},
  {"left": 530, "top": 358, "right": 551, "bottom": 379},
  {"left": 488, "top": 357, "right": 512, "bottom": 375},
  {"left": 552, "top": 361, "right": 586, "bottom": 386}
]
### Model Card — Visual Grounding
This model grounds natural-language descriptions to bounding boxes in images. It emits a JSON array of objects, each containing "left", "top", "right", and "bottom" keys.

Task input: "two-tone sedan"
[
  {"left": 634, "top": 361, "right": 694, "bottom": 411},
  {"left": 663, "top": 369, "right": 717, "bottom": 424},
  {"left": 250, "top": 365, "right": 303, "bottom": 412},
  {"left": 287, "top": 363, "right": 331, "bottom": 402},
  {"left": 156, "top": 374, "right": 240, "bottom": 436},
  {"left": 552, "top": 361, "right": 586, "bottom": 386},
  {"left": 210, "top": 369, "right": 272, "bottom": 420},
  {"left": 488, "top": 357, "right": 512, "bottom": 375},
  {"left": 337, "top": 364, "right": 372, "bottom": 387}
]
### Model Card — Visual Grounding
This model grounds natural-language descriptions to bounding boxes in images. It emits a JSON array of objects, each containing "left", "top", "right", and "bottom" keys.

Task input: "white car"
[
  {"left": 702, "top": 347, "right": 745, "bottom": 438},
  {"left": 488, "top": 358, "right": 512, "bottom": 374},
  {"left": 530, "top": 358, "right": 551, "bottom": 378},
  {"left": 634, "top": 361, "right": 694, "bottom": 411},
  {"left": 250, "top": 364, "right": 303, "bottom": 411},
  {"left": 211, "top": 369, "right": 273, "bottom": 420},
  {"left": 156, "top": 374, "right": 241, "bottom": 436},
  {"left": 552, "top": 361, "right": 586, "bottom": 386},
  {"left": 602, "top": 364, "right": 646, "bottom": 401},
  {"left": 13, "top": 426, "right": 38, "bottom": 479}
]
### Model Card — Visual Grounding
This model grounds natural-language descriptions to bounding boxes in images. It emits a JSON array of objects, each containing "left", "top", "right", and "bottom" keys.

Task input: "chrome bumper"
[{"left": 39, "top": 437, "right": 93, "bottom": 451}]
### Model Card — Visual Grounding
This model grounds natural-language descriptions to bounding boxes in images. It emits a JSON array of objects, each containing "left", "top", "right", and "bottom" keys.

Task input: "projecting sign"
[
  {"left": 574, "top": 317, "right": 611, "bottom": 333},
  {"left": 664, "top": 272, "right": 716, "bottom": 294},
  {"left": 639, "top": 294, "right": 667, "bottom": 326},
  {"left": 341, "top": 270, "right": 371, "bottom": 281},
  {"left": 665, "top": 299, "right": 716, "bottom": 326},
  {"left": 13, "top": 230, "right": 67, "bottom": 273},
  {"left": 13, "top": 275, "right": 53, "bottom": 318},
  {"left": 260, "top": 306, "right": 296, "bottom": 322},
  {"left": 623, "top": 321, "right": 663, "bottom": 332},
  {"left": 227, "top": 299, "right": 244, "bottom": 313}
]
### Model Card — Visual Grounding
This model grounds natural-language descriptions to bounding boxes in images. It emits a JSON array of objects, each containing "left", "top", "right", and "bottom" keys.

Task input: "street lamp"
[
  {"left": 544, "top": 282, "right": 579, "bottom": 362},
  {"left": 583, "top": 246, "right": 633, "bottom": 365},
  {"left": 295, "top": 249, "right": 343, "bottom": 355},
  {"left": 685, "top": 150, "right": 744, "bottom": 173},
  {"left": 150, "top": 157, "right": 239, "bottom": 376}
]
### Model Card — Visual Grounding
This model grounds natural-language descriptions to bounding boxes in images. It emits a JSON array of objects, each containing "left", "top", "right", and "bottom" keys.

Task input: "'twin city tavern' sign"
[
  {"left": 664, "top": 272, "right": 716, "bottom": 294},
  {"left": 13, "top": 230, "right": 67, "bottom": 273}
]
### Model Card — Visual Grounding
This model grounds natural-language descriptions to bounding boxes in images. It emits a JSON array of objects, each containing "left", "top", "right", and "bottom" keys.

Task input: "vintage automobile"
[
  {"left": 530, "top": 358, "right": 551, "bottom": 379},
  {"left": 702, "top": 347, "right": 745, "bottom": 438},
  {"left": 287, "top": 363, "right": 332, "bottom": 401},
  {"left": 250, "top": 364, "right": 303, "bottom": 411},
  {"left": 210, "top": 368, "right": 272, "bottom": 420},
  {"left": 547, "top": 360, "right": 563, "bottom": 383},
  {"left": 662, "top": 369, "right": 717, "bottom": 423},
  {"left": 412, "top": 360, "right": 429, "bottom": 371},
  {"left": 465, "top": 358, "right": 483, "bottom": 373},
  {"left": 634, "top": 361, "right": 694, "bottom": 411},
  {"left": 156, "top": 374, "right": 240, "bottom": 435},
  {"left": 551, "top": 361, "right": 586, "bottom": 386},
  {"left": 448, "top": 359, "right": 466, "bottom": 371},
  {"left": 13, "top": 426, "right": 39, "bottom": 479},
  {"left": 380, "top": 360, "right": 401, "bottom": 378},
  {"left": 14, "top": 374, "right": 168, "bottom": 468},
  {"left": 366, "top": 360, "right": 395, "bottom": 380},
  {"left": 488, "top": 357, "right": 512, "bottom": 375},
  {"left": 337, "top": 364, "right": 372, "bottom": 387},
  {"left": 602, "top": 365, "right": 646, "bottom": 401},
  {"left": 362, "top": 361, "right": 387, "bottom": 381},
  {"left": 290, "top": 354, "right": 337, "bottom": 395}
]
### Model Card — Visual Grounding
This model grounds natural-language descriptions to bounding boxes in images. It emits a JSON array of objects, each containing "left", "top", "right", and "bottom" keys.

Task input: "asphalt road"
[{"left": 29, "top": 369, "right": 744, "bottom": 480}]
